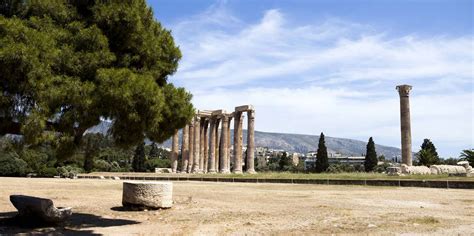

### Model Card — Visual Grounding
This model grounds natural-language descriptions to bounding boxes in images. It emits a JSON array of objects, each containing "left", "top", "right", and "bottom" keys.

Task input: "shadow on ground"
[{"left": 0, "top": 211, "right": 140, "bottom": 235}]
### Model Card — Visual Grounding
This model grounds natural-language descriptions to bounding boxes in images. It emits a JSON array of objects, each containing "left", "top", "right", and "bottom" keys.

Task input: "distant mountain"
[{"left": 86, "top": 121, "right": 400, "bottom": 159}]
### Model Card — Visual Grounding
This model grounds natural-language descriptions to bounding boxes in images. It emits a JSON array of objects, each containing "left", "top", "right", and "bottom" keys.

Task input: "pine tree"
[
  {"left": 364, "top": 137, "right": 378, "bottom": 172},
  {"left": 132, "top": 142, "right": 146, "bottom": 172},
  {"left": 0, "top": 0, "right": 194, "bottom": 153},
  {"left": 416, "top": 139, "right": 440, "bottom": 166},
  {"left": 315, "top": 132, "right": 329, "bottom": 173}
]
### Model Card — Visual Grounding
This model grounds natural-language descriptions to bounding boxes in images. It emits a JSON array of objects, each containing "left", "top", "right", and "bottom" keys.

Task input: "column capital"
[{"left": 396, "top": 84, "right": 412, "bottom": 97}]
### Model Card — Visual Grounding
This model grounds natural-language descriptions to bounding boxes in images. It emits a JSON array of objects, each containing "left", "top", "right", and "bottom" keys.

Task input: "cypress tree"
[
  {"left": 132, "top": 142, "right": 146, "bottom": 172},
  {"left": 364, "top": 137, "right": 378, "bottom": 172},
  {"left": 315, "top": 132, "right": 329, "bottom": 173}
]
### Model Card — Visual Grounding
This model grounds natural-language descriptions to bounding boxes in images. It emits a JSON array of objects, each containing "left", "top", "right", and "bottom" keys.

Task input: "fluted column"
[
  {"left": 192, "top": 116, "right": 201, "bottom": 173},
  {"left": 208, "top": 118, "right": 217, "bottom": 173},
  {"left": 233, "top": 112, "right": 243, "bottom": 173},
  {"left": 181, "top": 125, "right": 189, "bottom": 172},
  {"left": 171, "top": 130, "right": 179, "bottom": 173},
  {"left": 246, "top": 109, "right": 256, "bottom": 173},
  {"left": 396, "top": 85, "right": 413, "bottom": 166},
  {"left": 188, "top": 120, "right": 194, "bottom": 172},
  {"left": 199, "top": 118, "right": 205, "bottom": 173},
  {"left": 203, "top": 120, "right": 209, "bottom": 173},
  {"left": 219, "top": 115, "right": 230, "bottom": 173},
  {"left": 215, "top": 118, "right": 221, "bottom": 171},
  {"left": 181, "top": 124, "right": 189, "bottom": 173},
  {"left": 226, "top": 116, "right": 232, "bottom": 172}
]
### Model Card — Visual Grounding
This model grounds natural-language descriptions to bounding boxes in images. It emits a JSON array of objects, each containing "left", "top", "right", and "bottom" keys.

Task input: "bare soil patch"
[{"left": 0, "top": 177, "right": 472, "bottom": 235}]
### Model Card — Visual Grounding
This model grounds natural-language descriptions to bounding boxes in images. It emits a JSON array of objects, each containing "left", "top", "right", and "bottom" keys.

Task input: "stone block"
[
  {"left": 10, "top": 195, "right": 72, "bottom": 224},
  {"left": 386, "top": 167, "right": 402, "bottom": 176},
  {"left": 122, "top": 181, "right": 173, "bottom": 209},
  {"left": 235, "top": 105, "right": 254, "bottom": 112}
]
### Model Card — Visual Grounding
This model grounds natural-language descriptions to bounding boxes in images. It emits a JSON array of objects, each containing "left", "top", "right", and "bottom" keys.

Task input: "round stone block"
[{"left": 122, "top": 181, "right": 173, "bottom": 209}]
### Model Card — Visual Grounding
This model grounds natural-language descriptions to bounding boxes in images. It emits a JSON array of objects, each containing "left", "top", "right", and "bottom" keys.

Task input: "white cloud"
[{"left": 169, "top": 5, "right": 474, "bottom": 157}]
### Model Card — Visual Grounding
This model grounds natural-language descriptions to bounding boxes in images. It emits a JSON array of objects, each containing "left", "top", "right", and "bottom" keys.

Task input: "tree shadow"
[{"left": 0, "top": 211, "right": 140, "bottom": 235}]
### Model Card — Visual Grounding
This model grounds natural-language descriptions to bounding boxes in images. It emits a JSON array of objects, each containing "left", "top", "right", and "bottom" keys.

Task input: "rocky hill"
[{"left": 86, "top": 121, "right": 400, "bottom": 159}]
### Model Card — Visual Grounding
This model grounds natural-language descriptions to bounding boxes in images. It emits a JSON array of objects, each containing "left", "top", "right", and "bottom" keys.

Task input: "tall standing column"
[
  {"left": 246, "top": 109, "right": 256, "bottom": 173},
  {"left": 188, "top": 121, "right": 194, "bottom": 172},
  {"left": 215, "top": 119, "right": 221, "bottom": 171},
  {"left": 199, "top": 119, "right": 205, "bottom": 173},
  {"left": 208, "top": 118, "right": 217, "bottom": 173},
  {"left": 171, "top": 130, "right": 179, "bottom": 173},
  {"left": 226, "top": 116, "right": 232, "bottom": 172},
  {"left": 192, "top": 116, "right": 201, "bottom": 173},
  {"left": 396, "top": 85, "right": 413, "bottom": 166},
  {"left": 181, "top": 124, "right": 189, "bottom": 173},
  {"left": 233, "top": 112, "right": 243, "bottom": 173},
  {"left": 203, "top": 120, "right": 209, "bottom": 173},
  {"left": 219, "top": 115, "right": 230, "bottom": 173}
]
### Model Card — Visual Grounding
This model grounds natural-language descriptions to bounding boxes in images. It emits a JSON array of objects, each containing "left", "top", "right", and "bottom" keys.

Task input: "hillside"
[{"left": 87, "top": 121, "right": 401, "bottom": 158}]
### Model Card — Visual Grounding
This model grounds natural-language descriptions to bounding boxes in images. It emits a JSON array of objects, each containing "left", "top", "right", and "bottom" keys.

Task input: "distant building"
[{"left": 304, "top": 151, "right": 365, "bottom": 170}]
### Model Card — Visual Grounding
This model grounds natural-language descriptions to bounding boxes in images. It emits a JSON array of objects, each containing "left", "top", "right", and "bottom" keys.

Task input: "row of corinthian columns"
[{"left": 170, "top": 105, "right": 255, "bottom": 174}]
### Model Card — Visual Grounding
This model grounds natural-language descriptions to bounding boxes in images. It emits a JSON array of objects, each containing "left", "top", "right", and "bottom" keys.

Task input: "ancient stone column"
[
  {"left": 203, "top": 120, "right": 209, "bottom": 173},
  {"left": 181, "top": 124, "right": 189, "bottom": 173},
  {"left": 215, "top": 118, "right": 221, "bottom": 171},
  {"left": 188, "top": 121, "right": 194, "bottom": 173},
  {"left": 233, "top": 112, "right": 243, "bottom": 173},
  {"left": 208, "top": 118, "right": 217, "bottom": 173},
  {"left": 192, "top": 116, "right": 201, "bottom": 173},
  {"left": 199, "top": 119, "right": 205, "bottom": 173},
  {"left": 219, "top": 115, "right": 230, "bottom": 173},
  {"left": 246, "top": 109, "right": 256, "bottom": 173},
  {"left": 396, "top": 85, "right": 413, "bottom": 166},
  {"left": 226, "top": 116, "right": 232, "bottom": 172},
  {"left": 171, "top": 130, "right": 179, "bottom": 173}
]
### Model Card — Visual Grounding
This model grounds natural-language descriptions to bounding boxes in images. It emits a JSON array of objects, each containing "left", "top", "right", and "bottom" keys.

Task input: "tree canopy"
[
  {"left": 415, "top": 138, "right": 440, "bottom": 166},
  {"left": 0, "top": 0, "right": 194, "bottom": 153},
  {"left": 459, "top": 149, "right": 474, "bottom": 166}
]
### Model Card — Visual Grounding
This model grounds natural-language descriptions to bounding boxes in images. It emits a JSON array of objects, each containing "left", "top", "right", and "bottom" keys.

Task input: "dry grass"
[{"left": 0, "top": 177, "right": 473, "bottom": 235}]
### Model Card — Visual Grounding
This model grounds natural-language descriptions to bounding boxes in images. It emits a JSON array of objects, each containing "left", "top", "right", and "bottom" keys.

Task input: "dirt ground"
[{"left": 0, "top": 178, "right": 473, "bottom": 235}]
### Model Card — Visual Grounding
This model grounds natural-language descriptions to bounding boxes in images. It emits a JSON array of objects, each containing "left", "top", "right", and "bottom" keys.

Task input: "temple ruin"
[{"left": 169, "top": 105, "right": 256, "bottom": 174}]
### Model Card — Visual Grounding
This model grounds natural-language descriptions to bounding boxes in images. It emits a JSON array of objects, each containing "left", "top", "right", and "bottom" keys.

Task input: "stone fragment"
[
  {"left": 430, "top": 165, "right": 467, "bottom": 176},
  {"left": 155, "top": 168, "right": 172, "bottom": 173},
  {"left": 10, "top": 195, "right": 72, "bottom": 224},
  {"left": 386, "top": 166, "right": 403, "bottom": 176},
  {"left": 122, "top": 181, "right": 173, "bottom": 209},
  {"left": 401, "top": 164, "right": 430, "bottom": 175}
]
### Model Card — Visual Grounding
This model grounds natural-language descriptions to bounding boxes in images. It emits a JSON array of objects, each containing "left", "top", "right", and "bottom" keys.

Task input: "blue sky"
[{"left": 147, "top": 0, "right": 473, "bottom": 157}]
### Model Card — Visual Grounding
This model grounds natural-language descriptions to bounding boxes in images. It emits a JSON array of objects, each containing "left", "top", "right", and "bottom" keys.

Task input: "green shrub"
[
  {"left": 19, "top": 149, "right": 49, "bottom": 174},
  {"left": 38, "top": 167, "right": 58, "bottom": 177},
  {"left": 94, "top": 159, "right": 112, "bottom": 171},
  {"left": 373, "top": 162, "right": 391, "bottom": 173},
  {"left": 57, "top": 165, "right": 84, "bottom": 178},
  {"left": 0, "top": 151, "right": 28, "bottom": 176},
  {"left": 327, "top": 163, "right": 356, "bottom": 173},
  {"left": 146, "top": 158, "right": 170, "bottom": 171}
]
